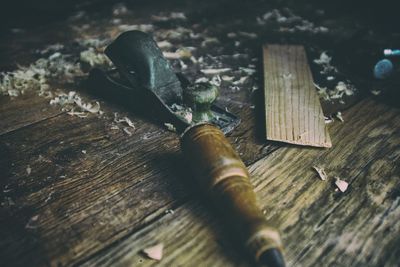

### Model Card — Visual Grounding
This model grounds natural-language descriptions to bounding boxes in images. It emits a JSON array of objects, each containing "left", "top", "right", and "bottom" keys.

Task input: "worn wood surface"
[
  {"left": 1, "top": 1, "right": 399, "bottom": 267},
  {"left": 263, "top": 45, "right": 331, "bottom": 148},
  {"left": 83, "top": 98, "right": 400, "bottom": 267},
  {"left": 0, "top": 91, "right": 63, "bottom": 135},
  {"left": 0, "top": 90, "right": 275, "bottom": 266}
]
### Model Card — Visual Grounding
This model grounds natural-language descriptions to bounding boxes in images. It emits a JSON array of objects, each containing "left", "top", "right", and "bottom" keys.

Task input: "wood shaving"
[
  {"left": 324, "top": 116, "right": 334, "bottom": 124},
  {"left": 238, "top": 31, "right": 257, "bottom": 39},
  {"left": 50, "top": 91, "right": 102, "bottom": 115},
  {"left": 118, "top": 24, "right": 154, "bottom": 32},
  {"left": 210, "top": 75, "right": 222, "bottom": 86},
  {"left": 25, "top": 215, "right": 39, "bottom": 229},
  {"left": 195, "top": 77, "right": 209, "bottom": 83},
  {"left": 239, "top": 67, "right": 256, "bottom": 75},
  {"left": 157, "top": 41, "right": 173, "bottom": 49},
  {"left": 201, "top": 37, "right": 219, "bottom": 47},
  {"left": 227, "top": 32, "right": 237, "bottom": 38},
  {"left": 67, "top": 110, "right": 89, "bottom": 118},
  {"left": 143, "top": 243, "right": 164, "bottom": 261},
  {"left": 151, "top": 12, "right": 186, "bottom": 22},
  {"left": 221, "top": 75, "right": 234, "bottom": 82},
  {"left": 163, "top": 47, "right": 192, "bottom": 59},
  {"left": 26, "top": 165, "right": 31, "bottom": 175},
  {"left": 164, "top": 123, "right": 176, "bottom": 132},
  {"left": 156, "top": 27, "right": 192, "bottom": 40},
  {"left": 123, "top": 127, "right": 133, "bottom": 136},
  {"left": 257, "top": 8, "right": 328, "bottom": 34},
  {"left": 232, "top": 76, "right": 248, "bottom": 85},
  {"left": 112, "top": 3, "right": 129, "bottom": 16},
  {"left": 114, "top": 113, "right": 136, "bottom": 129},
  {"left": 312, "top": 166, "right": 327, "bottom": 181},
  {"left": 371, "top": 90, "right": 381, "bottom": 96},
  {"left": 80, "top": 47, "right": 112, "bottom": 67},
  {"left": 200, "top": 68, "right": 231, "bottom": 75},
  {"left": 171, "top": 103, "right": 192, "bottom": 123},
  {"left": 335, "top": 177, "right": 349, "bottom": 192},
  {"left": 335, "top": 111, "right": 344, "bottom": 122}
]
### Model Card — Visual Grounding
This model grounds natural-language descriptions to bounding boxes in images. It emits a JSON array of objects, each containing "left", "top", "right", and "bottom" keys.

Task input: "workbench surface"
[{"left": 1, "top": 1, "right": 399, "bottom": 266}]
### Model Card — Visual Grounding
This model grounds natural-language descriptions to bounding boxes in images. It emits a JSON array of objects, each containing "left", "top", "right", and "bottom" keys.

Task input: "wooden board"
[
  {"left": 83, "top": 98, "right": 400, "bottom": 267},
  {"left": 0, "top": 92, "right": 63, "bottom": 135},
  {"left": 0, "top": 100, "right": 276, "bottom": 267},
  {"left": 263, "top": 45, "right": 332, "bottom": 148}
]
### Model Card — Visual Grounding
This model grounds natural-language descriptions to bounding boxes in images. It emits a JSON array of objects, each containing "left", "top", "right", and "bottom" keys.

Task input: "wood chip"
[
  {"left": 335, "top": 177, "right": 348, "bottom": 192},
  {"left": 312, "top": 166, "right": 327, "bottom": 181},
  {"left": 143, "top": 243, "right": 163, "bottom": 261}
]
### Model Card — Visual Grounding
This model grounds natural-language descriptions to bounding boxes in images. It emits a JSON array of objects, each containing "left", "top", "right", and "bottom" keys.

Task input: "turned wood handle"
[{"left": 180, "top": 123, "right": 283, "bottom": 264}]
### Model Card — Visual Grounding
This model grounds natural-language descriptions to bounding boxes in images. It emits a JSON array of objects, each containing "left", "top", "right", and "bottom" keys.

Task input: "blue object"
[
  {"left": 384, "top": 49, "right": 400, "bottom": 56},
  {"left": 374, "top": 59, "right": 394, "bottom": 79}
]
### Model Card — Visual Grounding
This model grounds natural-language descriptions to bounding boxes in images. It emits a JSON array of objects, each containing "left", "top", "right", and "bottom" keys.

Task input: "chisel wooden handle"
[{"left": 180, "top": 123, "right": 285, "bottom": 266}]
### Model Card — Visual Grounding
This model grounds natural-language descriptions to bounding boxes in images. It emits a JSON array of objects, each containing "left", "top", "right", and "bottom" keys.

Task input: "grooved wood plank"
[
  {"left": 263, "top": 45, "right": 332, "bottom": 148},
  {"left": 82, "top": 99, "right": 400, "bottom": 267}
]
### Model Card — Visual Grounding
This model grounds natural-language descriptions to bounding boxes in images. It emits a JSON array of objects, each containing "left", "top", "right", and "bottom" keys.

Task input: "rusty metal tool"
[{"left": 87, "top": 30, "right": 285, "bottom": 267}]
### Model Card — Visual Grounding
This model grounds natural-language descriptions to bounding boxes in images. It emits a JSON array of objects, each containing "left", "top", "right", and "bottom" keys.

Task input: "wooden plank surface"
[
  {"left": 0, "top": 92, "right": 63, "bottom": 135},
  {"left": 263, "top": 45, "right": 332, "bottom": 148},
  {"left": 0, "top": 98, "right": 276, "bottom": 266},
  {"left": 83, "top": 98, "right": 400, "bottom": 267}
]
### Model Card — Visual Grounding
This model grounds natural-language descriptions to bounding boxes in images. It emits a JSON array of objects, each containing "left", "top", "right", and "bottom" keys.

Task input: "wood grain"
[
  {"left": 0, "top": 92, "right": 63, "bottom": 135},
  {"left": 83, "top": 98, "right": 400, "bottom": 267},
  {"left": 263, "top": 45, "right": 332, "bottom": 148},
  {"left": 0, "top": 95, "right": 277, "bottom": 266}
]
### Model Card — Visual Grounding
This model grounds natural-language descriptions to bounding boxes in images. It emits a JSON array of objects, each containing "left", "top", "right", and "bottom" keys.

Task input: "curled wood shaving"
[
  {"left": 80, "top": 47, "right": 112, "bottom": 67},
  {"left": 195, "top": 77, "right": 209, "bottom": 83},
  {"left": 114, "top": 113, "right": 135, "bottom": 128},
  {"left": 50, "top": 91, "right": 102, "bottom": 116},
  {"left": 123, "top": 127, "right": 133, "bottom": 136},
  {"left": 312, "top": 166, "right": 327, "bottom": 181}
]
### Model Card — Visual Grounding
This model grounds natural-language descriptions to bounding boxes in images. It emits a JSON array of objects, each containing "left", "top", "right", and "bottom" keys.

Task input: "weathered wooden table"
[{"left": 1, "top": 1, "right": 399, "bottom": 266}]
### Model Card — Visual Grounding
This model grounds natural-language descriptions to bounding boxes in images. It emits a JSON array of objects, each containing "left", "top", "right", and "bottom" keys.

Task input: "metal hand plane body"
[{"left": 88, "top": 30, "right": 240, "bottom": 134}]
